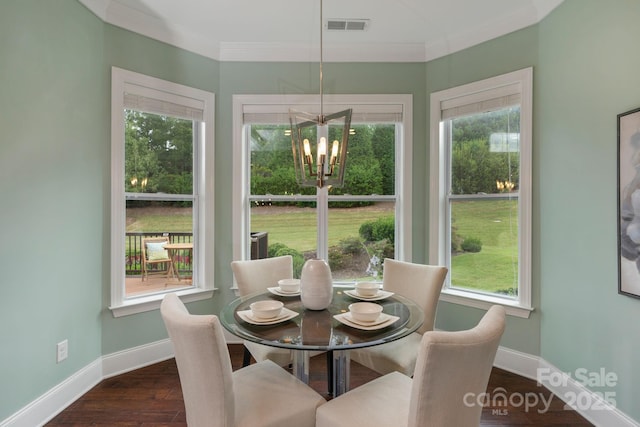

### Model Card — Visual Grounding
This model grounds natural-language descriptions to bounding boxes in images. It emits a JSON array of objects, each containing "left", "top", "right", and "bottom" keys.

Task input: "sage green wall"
[
  {"left": 426, "top": 26, "right": 542, "bottom": 355},
  {"left": 3, "top": 0, "right": 640, "bottom": 424},
  {"left": 537, "top": 0, "right": 640, "bottom": 421},
  {"left": 0, "top": 0, "right": 106, "bottom": 420}
]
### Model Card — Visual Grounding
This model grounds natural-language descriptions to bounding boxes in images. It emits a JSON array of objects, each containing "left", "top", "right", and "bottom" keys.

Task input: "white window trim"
[
  {"left": 109, "top": 67, "right": 215, "bottom": 317},
  {"left": 231, "top": 94, "right": 413, "bottom": 287},
  {"left": 429, "top": 68, "right": 533, "bottom": 318}
]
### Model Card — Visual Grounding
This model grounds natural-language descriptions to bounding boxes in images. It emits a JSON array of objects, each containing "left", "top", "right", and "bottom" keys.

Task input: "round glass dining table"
[{"left": 219, "top": 286, "right": 423, "bottom": 396}]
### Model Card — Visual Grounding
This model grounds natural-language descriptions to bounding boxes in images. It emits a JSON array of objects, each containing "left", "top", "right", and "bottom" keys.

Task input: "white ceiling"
[{"left": 78, "top": 0, "right": 564, "bottom": 62}]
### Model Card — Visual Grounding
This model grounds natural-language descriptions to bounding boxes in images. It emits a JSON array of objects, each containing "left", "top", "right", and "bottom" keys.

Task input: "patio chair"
[{"left": 141, "top": 236, "right": 173, "bottom": 281}]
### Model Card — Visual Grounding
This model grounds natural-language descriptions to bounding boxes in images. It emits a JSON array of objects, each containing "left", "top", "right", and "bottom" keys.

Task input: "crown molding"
[{"left": 78, "top": 0, "right": 564, "bottom": 63}]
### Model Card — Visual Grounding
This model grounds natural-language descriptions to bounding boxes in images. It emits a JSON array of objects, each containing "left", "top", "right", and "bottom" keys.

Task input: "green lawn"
[
  {"left": 450, "top": 199, "right": 519, "bottom": 295},
  {"left": 125, "top": 201, "right": 519, "bottom": 294},
  {"left": 250, "top": 205, "right": 393, "bottom": 252}
]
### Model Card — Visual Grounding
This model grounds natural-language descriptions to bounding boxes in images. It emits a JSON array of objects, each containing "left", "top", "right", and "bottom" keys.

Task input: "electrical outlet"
[{"left": 57, "top": 339, "right": 68, "bottom": 363}]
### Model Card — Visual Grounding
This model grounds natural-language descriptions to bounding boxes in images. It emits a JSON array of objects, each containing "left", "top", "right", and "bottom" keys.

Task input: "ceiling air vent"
[{"left": 326, "top": 19, "right": 369, "bottom": 31}]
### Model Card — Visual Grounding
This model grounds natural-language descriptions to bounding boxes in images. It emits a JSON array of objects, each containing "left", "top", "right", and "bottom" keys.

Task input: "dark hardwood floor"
[{"left": 46, "top": 344, "right": 593, "bottom": 426}]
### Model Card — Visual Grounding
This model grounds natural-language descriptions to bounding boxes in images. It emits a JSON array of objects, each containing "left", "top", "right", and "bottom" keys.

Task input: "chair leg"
[
  {"left": 242, "top": 346, "right": 252, "bottom": 367},
  {"left": 326, "top": 350, "right": 333, "bottom": 396}
]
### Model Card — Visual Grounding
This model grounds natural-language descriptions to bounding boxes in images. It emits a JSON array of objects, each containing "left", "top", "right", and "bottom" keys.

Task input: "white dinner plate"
[
  {"left": 334, "top": 312, "right": 400, "bottom": 330},
  {"left": 267, "top": 287, "right": 301, "bottom": 297},
  {"left": 344, "top": 289, "right": 394, "bottom": 301},
  {"left": 237, "top": 307, "right": 299, "bottom": 325}
]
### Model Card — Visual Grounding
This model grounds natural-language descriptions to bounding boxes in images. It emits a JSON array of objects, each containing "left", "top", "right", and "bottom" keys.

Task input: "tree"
[
  {"left": 451, "top": 109, "right": 520, "bottom": 194},
  {"left": 371, "top": 125, "right": 395, "bottom": 195},
  {"left": 125, "top": 110, "right": 194, "bottom": 194}
]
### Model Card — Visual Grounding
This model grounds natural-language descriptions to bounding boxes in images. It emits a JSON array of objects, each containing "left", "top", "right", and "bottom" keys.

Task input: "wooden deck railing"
[{"left": 125, "top": 232, "right": 193, "bottom": 276}]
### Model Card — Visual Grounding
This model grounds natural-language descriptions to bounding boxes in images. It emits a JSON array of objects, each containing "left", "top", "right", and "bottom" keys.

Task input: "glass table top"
[{"left": 220, "top": 286, "right": 424, "bottom": 351}]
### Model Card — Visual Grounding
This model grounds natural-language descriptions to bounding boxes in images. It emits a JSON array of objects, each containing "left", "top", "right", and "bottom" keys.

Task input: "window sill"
[
  {"left": 440, "top": 288, "right": 533, "bottom": 319},
  {"left": 109, "top": 287, "right": 215, "bottom": 318}
]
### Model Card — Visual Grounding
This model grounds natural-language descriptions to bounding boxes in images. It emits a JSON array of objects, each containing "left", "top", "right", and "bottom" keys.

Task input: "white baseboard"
[
  {"left": 537, "top": 359, "right": 639, "bottom": 427},
  {"left": 494, "top": 345, "right": 542, "bottom": 380},
  {"left": 3, "top": 342, "right": 638, "bottom": 427},
  {"left": 494, "top": 347, "right": 639, "bottom": 427},
  {"left": 102, "top": 339, "right": 174, "bottom": 378},
  {"left": 0, "top": 359, "right": 102, "bottom": 427}
]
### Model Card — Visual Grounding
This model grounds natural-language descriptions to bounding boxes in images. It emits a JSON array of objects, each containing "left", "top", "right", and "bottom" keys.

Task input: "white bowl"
[
  {"left": 277, "top": 278, "right": 301, "bottom": 293},
  {"left": 349, "top": 302, "right": 383, "bottom": 323},
  {"left": 250, "top": 300, "right": 284, "bottom": 319},
  {"left": 355, "top": 282, "right": 380, "bottom": 297}
]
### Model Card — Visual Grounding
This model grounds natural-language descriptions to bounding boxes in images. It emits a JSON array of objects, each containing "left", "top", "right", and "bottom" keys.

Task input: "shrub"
[
  {"left": 461, "top": 237, "right": 482, "bottom": 253},
  {"left": 267, "top": 242, "right": 288, "bottom": 258},
  {"left": 359, "top": 215, "right": 395, "bottom": 243},
  {"left": 372, "top": 216, "right": 395, "bottom": 244},
  {"left": 359, "top": 222, "right": 375, "bottom": 242},
  {"left": 328, "top": 246, "right": 347, "bottom": 270},
  {"left": 339, "top": 236, "right": 364, "bottom": 255},
  {"left": 268, "top": 243, "right": 305, "bottom": 277}
]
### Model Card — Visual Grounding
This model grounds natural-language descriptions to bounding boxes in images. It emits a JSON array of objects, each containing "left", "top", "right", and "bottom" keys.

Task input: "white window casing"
[
  {"left": 429, "top": 68, "right": 533, "bottom": 318},
  {"left": 110, "top": 67, "right": 215, "bottom": 317}
]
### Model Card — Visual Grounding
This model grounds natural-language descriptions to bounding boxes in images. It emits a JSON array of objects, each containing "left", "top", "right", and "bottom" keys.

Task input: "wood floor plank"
[{"left": 45, "top": 344, "right": 593, "bottom": 426}]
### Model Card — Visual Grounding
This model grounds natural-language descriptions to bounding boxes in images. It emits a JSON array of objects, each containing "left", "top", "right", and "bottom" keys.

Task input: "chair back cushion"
[
  {"left": 408, "top": 305, "right": 506, "bottom": 427},
  {"left": 382, "top": 258, "right": 447, "bottom": 333},
  {"left": 231, "top": 255, "right": 293, "bottom": 296},
  {"left": 146, "top": 241, "right": 169, "bottom": 260},
  {"left": 160, "top": 293, "right": 235, "bottom": 427}
]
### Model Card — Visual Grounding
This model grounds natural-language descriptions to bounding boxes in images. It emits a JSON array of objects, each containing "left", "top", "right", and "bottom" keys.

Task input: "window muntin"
[
  {"left": 234, "top": 95, "right": 412, "bottom": 284},
  {"left": 430, "top": 68, "right": 532, "bottom": 317},
  {"left": 111, "top": 67, "right": 214, "bottom": 316}
]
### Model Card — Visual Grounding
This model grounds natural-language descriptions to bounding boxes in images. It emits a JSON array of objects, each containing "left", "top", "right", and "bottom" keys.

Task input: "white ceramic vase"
[{"left": 300, "top": 258, "right": 333, "bottom": 310}]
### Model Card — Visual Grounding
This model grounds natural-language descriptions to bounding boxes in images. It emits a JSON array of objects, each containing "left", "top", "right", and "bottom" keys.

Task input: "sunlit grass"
[
  {"left": 251, "top": 205, "right": 393, "bottom": 252},
  {"left": 450, "top": 199, "right": 518, "bottom": 294},
  {"left": 125, "top": 200, "right": 519, "bottom": 294}
]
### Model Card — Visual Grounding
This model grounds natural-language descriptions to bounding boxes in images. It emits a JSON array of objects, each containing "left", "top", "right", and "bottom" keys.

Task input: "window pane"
[
  {"left": 125, "top": 200, "right": 194, "bottom": 296},
  {"left": 449, "top": 199, "right": 518, "bottom": 297},
  {"left": 125, "top": 110, "right": 194, "bottom": 195},
  {"left": 337, "top": 124, "right": 395, "bottom": 196},
  {"left": 328, "top": 202, "right": 395, "bottom": 282},
  {"left": 249, "top": 123, "right": 396, "bottom": 196},
  {"left": 250, "top": 125, "right": 303, "bottom": 196},
  {"left": 250, "top": 203, "right": 317, "bottom": 278},
  {"left": 448, "top": 107, "right": 520, "bottom": 299},
  {"left": 450, "top": 108, "right": 520, "bottom": 195}
]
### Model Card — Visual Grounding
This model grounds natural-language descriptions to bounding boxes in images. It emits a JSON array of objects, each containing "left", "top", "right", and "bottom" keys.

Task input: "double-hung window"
[
  {"left": 232, "top": 95, "right": 412, "bottom": 283},
  {"left": 429, "top": 68, "right": 533, "bottom": 317},
  {"left": 110, "top": 67, "right": 215, "bottom": 316}
]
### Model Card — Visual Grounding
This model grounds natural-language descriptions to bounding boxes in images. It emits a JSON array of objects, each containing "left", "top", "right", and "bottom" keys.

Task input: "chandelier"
[{"left": 289, "top": 0, "right": 352, "bottom": 189}]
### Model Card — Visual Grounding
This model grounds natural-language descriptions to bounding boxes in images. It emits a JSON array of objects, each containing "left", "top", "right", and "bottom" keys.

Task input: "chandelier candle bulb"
[
  {"left": 330, "top": 140, "right": 339, "bottom": 165},
  {"left": 304, "top": 139, "right": 312, "bottom": 158},
  {"left": 318, "top": 137, "right": 327, "bottom": 163}
]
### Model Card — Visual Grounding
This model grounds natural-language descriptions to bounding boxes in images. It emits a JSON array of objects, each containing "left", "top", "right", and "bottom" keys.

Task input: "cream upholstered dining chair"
[
  {"left": 231, "top": 255, "right": 334, "bottom": 394},
  {"left": 160, "top": 293, "right": 325, "bottom": 427},
  {"left": 230, "top": 255, "right": 295, "bottom": 367},
  {"left": 350, "top": 258, "right": 448, "bottom": 376},
  {"left": 317, "top": 305, "right": 506, "bottom": 427}
]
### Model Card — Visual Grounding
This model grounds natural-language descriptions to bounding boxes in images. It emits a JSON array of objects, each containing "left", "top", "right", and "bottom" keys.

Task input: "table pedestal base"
[{"left": 292, "top": 349, "right": 350, "bottom": 397}]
